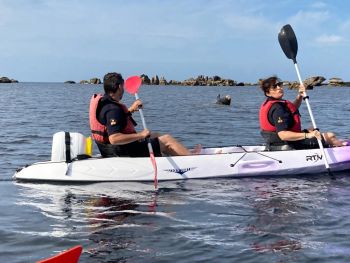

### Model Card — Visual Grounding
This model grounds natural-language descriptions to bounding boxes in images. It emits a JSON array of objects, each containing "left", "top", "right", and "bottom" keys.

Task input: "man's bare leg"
[
  {"left": 323, "top": 132, "right": 347, "bottom": 147},
  {"left": 158, "top": 134, "right": 201, "bottom": 156}
]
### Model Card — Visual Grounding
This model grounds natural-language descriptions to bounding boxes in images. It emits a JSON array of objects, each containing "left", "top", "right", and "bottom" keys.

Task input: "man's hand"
[{"left": 129, "top": 99, "right": 143, "bottom": 113}]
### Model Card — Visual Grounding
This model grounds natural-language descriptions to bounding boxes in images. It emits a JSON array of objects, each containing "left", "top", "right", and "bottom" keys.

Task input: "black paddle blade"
[{"left": 278, "top": 24, "right": 298, "bottom": 64}]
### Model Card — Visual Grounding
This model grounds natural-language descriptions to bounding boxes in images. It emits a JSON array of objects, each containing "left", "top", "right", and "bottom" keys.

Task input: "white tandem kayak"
[{"left": 13, "top": 144, "right": 350, "bottom": 182}]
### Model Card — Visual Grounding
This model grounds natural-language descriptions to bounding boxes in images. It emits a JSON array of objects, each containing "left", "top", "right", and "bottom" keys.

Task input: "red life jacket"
[
  {"left": 259, "top": 99, "right": 301, "bottom": 132},
  {"left": 89, "top": 94, "right": 136, "bottom": 143}
]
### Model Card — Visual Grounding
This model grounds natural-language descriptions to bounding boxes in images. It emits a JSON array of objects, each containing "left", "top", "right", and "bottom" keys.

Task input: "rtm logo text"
[{"left": 306, "top": 154, "right": 323, "bottom": 162}]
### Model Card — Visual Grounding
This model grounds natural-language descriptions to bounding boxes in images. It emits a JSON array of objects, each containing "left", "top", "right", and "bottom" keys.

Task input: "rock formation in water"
[
  {"left": 216, "top": 94, "right": 231, "bottom": 105},
  {"left": 0, "top": 76, "right": 18, "bottom": 83}
]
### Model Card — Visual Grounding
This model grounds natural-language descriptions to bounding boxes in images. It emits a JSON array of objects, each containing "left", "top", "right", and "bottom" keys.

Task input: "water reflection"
[
  {"left": 242, "top": 178, "right": 330, "bottom": 260},
  {"left": 16, "top": 182, "right": 178, "bottom": 262}
]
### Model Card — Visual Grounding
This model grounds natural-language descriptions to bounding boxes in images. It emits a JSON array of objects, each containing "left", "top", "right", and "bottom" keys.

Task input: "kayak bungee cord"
[{"left": 229, "top": 145, "right": 282, "bottom": 168}]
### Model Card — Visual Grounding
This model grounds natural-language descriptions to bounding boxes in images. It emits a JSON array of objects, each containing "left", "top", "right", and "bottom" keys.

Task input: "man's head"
[{"left": 103, "top": 72, "right": 124, "bottom": 100}]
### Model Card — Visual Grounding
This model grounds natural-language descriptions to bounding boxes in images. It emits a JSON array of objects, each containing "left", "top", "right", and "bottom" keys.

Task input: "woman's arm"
[
  {"left": 293, "top": 94, "right": 303, "bottom": 109},
  {"left": 278, "top": 130, "right": 321, "bottom": 141},
  {"left": 293, "top": 84, "right": 306, "bottom": 108},
  {"left": 293, "top": 84, "right": 305, "bottom": 108}
]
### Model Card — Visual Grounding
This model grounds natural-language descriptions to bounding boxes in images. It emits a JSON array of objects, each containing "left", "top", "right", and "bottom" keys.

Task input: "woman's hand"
[
  {"left": 307, "top": 130, "right": 322, "bottom": 140},
  {"left": 298, "top": 84, "right": 306, "bottom": 98}
]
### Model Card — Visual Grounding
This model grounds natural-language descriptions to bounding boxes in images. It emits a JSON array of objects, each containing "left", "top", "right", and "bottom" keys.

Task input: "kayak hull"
[{"left": 14, "top": 145, "right": 350, "bottom": 182}]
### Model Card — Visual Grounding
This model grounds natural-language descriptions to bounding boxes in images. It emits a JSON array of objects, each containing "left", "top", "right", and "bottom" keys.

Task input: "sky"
[{"left": 0, "top": 0, "right": 349, "bottom": 83}]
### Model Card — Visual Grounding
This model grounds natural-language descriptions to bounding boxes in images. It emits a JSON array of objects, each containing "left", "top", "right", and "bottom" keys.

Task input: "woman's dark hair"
[
  {"left": 259, "top": 76, "right": 281, "bottom": 96},
  {"left": 103, "top": 72, "right": 124, "bottom": 94}
]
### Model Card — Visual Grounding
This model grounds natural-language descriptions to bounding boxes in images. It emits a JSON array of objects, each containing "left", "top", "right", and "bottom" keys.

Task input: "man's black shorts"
[
  {"left": 289, "top": 136, "right": 329, "bottom": 150},
  {"left": 123, "top": 138, "right": 161, "bottom": 157},
  {"left": 96, "top": 138, "right": 161, "bottom": 157}
]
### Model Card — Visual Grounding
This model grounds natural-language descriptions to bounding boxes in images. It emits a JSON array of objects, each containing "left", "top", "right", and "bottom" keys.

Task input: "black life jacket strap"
[
  {"left": 129, "top": 115, "right": 137, "bottom": 127},
  {"left": 91, "top": 130, "right": 108, "bottom": 136},
  {"left": 64, "top": 132, "right": 72, "bottom": 163}
]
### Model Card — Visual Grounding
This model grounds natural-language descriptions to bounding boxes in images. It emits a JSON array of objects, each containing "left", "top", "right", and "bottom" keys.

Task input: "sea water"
[{"left": 1, "top": 82, "right": 350, "bottom": 262}]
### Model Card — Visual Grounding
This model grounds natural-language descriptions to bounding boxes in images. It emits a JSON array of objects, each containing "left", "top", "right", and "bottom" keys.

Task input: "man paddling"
[{"left": 89, "top": 72, "right": 200, "bottom": 157}]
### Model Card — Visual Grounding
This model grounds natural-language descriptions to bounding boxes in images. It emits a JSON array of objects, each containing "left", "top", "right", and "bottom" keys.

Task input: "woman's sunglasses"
[{"left": 271, "top": 82, "right": 283, "bottom": 89}]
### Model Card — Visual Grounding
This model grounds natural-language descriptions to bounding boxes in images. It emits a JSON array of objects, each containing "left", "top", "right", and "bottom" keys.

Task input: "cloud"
[
  {"left": 288, "top": 10, "right": 331, "bottom": 28},
  {"left": 315, "top": 34, "right": 343, "bottom": 44},
  {"left": 310, "top": 1, "right": 328, "bottom": 9},
  {"left": 223, "top": 14, "right": 274, "bottom": 34}
]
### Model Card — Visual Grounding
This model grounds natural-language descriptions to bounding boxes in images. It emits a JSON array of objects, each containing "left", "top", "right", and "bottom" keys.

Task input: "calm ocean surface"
[{"left": 1, "top": 82, "right": 350, "bottom": 262}]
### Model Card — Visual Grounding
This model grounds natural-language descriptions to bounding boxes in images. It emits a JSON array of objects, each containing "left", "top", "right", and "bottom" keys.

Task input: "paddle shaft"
[
  {"left": 134, "top": 93, "right": 158, "bottom": 188},
  {"left": 294, "top": 63, "right": 330, "bottom": 169}
]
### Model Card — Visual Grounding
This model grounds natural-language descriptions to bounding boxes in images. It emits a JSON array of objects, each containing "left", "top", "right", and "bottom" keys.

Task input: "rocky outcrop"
[
  {"left": 182, "top": 75, "right": 236, "bottom": 86},
  {"left": 140, "top": 74, "right": 151, "bottom": 84},
  {"left": 151, "top": 75, "right": 160, "bottom": 85},
  {"left": 288, "top": 76, "right": 326, "bottom": 89},
  {"left": 288, "top": 82, "right": 300, "bottom": 90},
  {"left": 304, "top": 76, "right": 325, "bottom": 87},
  {"left": 0, "top": 76, "right": 18, "bottom": 83},
  {"left": 90, "top": 78, "right": 101, "bottom": 84},
  {"left": 61, "top": 74, "right": 350, "bottom": 87},
  {"left": 182, "top": 77, "right": 198, "bottom": 86},
  {"left": 64, "top": 80, "right": 76, "bottom": 84},
  {"left": 0, "top": 77, "right": 11, "bottom": 83},
  {"left": 168, "top": 80, "right": 182, "bottom": 85},
  {"left": 137, "top": 74, "right": 238, "bottom": 86},
  {"left": 78, "top": 78, "right": 101, "bottom": 84},
  {"left": 159, "top": 76, "right": 168, "bottom": 85},
  {"left": 286, "top": 76, "right": 350, "bottom": 88},
  {"left": 328, "top": 77, "right": 344, "bottom": 86}
]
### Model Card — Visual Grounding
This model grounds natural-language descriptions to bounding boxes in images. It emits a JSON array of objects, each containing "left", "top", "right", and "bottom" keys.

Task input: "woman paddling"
[{"left": 259, "top": 76, "right": 347, "bottom": 150}]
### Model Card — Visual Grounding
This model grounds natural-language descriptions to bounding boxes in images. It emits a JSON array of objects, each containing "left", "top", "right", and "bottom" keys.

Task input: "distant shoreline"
[{"left": 1, "top": 74, "right": 350, "bottom": 87}]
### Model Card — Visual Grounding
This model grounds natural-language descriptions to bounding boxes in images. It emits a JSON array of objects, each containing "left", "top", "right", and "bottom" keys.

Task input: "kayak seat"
[{"left": 265, "top": 144, "right": 294, "bottom": 151}]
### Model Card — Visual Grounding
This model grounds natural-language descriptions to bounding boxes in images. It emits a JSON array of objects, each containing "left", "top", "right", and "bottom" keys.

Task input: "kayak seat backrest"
[
  {"left": 260, "top": 130, "right": 295, "bottom": 151},
  {"left": 95, "top": 141, "right": 121, "bottom": 157},
  {"left": 51, "top": 131, "right": 91, "bottom": 162},
  {"left": 94, "top": 141, "right": 133, "bottom": 157}
]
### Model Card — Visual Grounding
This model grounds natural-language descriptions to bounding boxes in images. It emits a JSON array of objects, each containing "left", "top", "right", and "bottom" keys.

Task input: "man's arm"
[{"left": 109, "top": 130, "right": 150, "bottom": 145}]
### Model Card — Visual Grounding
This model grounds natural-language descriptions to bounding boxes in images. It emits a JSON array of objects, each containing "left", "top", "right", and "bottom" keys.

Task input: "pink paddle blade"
[
  {"left": 37, "top": 245, "right": 83, "bottom": 263},
  {"left": 125, "top": 76, "right": 142, "bottom": 94},
  {"left": 149, "top": 152, "right": 158, "bottom": 189}
]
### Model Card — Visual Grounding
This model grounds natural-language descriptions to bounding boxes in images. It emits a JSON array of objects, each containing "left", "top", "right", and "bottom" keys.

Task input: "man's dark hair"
[{"left": 103, "top": 72, "right": 124, "bottom": 94}]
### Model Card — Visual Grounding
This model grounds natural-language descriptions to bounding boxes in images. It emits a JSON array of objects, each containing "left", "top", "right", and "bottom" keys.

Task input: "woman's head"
[{"left": 260, "top": 76, "right": 284, "bottom": 99}]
